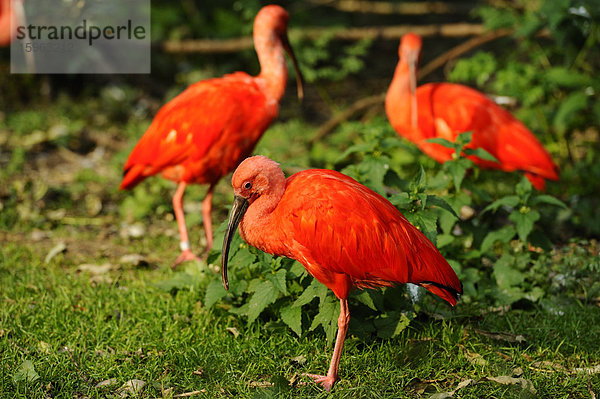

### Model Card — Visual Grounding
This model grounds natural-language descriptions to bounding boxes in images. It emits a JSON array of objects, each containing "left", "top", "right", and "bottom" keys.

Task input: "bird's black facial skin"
[{"left": 221, "top": 195, "right": 249, "bottom": 290}]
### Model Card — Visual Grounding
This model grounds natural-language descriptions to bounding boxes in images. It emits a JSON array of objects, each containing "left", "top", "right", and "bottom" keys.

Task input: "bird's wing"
[
  {"left": 277, "top": 170, "right": 462, "bottom": 304},
  {"left": 121, "top": 73, "right": 271, "bottom": 188},
  {"left": 421, "top": 83, "right": 558, "bottom": 182}
]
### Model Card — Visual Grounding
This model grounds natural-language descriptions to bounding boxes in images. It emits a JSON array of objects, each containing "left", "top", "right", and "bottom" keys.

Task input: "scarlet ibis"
[
  {"left": 385, "top": 32, "right": 559, "bottom": 190},
  {"left": 120, "top": 5, "right": 303, "bottom": 266},
  {"left": 221, "top": 155, "right": 462, "bottom": 390},
  {"left": 0, "top": 0, "right": 21, "bottom": 46}
]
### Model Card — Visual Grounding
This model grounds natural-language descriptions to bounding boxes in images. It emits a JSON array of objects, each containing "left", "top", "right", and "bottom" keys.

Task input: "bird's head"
[
  {"left": 221, "top": 156, "right": 285, "bottom": 290},
  {"left": 399, "top": 32, "right": 423, "bottom": 63},
  {"left": 254, "top": 5, "right": 304, "bottom": 100}
]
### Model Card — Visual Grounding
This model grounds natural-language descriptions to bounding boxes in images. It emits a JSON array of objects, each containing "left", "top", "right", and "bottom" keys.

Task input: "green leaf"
[
  {"left": 515, "top": 177, "right": 533, "bottom": 200},
  {"left": 389, "top": 192, "right": 412, "bottom": 208},
  {"left": 353, "top": 290, "right": 377, "bottom": 311},
  {"left": 464, "top": 147, "right": 498, "bottom": 162},
  {"left": 229, "top": 247, "right": 256, "bottom": 269},
  {"left": 532, "top": 194, "right": 567, "bottom": 209},
  {"left": 310, "top": 297, "right": 340, "bottom": 343},
  {"left": 374, "top": 311, "right": 413, "bottom": 339},
  {"left": 405, "top": 210, "right": 438, "bottom": 245},
  {"left": 427, "top": 195, "right": 459, "bottom": 219},
  {"left": 280, "top": 305, "right": 302, "bottom": 336},
  {"left": 293, "top": 279, "right": 322, "bottom": 307},
  {"left": 509, "top": 209, "right": 540, "bottom": 242},
  {"left": 13, "top": 360, "right": 39, "bottom": 384},
  {"left": 553, "top": 91, "right": 588, "bottom": 134},
  {"left": 436, "top": 233, "right": 455, "bottom": 248},
  {"left": 409, "top": 165, "right": 427, "bottom": 192},
  {"left": 493, "top": 255, "right": 525, "bottom": 289},
  {"left": 480, "top": 225, "right": 517, "bottom": 253},
  {"left": 267, "top": 269, "right": 288, "bottom": 296},
  {"left": 482, "top": 195, "right": 520, "bottom": 214},
  {"left": 247, "top": 280, "right": 278, "bottom": 324},
  {"left": 425, "top": 137, "right": 455, "bottom": 149},
  {"left": 205, "top": 279, "right": 228, "bottom": 308},
  {"left": 336, "top": 142, "right": 373, "bottom": 162},
  {"left": 288, "top": 261, "right": 307, "bottom": 279},
  {"left": 444, "top": 158, "right": 471, "bottom": 191},
  {"left": 153, "top": 273, "right": 199, "bottom": 293}
]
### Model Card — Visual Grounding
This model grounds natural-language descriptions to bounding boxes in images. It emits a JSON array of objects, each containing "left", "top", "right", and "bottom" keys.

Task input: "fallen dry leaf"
[
  {"left": 119, "top": 254, "right": 149, "bottom": 267},
  {"left": 173, "top": 390, "right": 207, "bottom": 398},
  {"left": 192, "top": 367, "right": 204, "bottom": 377},
  {"left": 464, "top": 349, "right": 488, "bottom": 367},
  {"left": 530, "top": 360, "right": 567, "bottom": 373},
  {"left": 573, "top": 365, "right": 600, "bottom": 375},
  {"left": 226, "top": 327, "right": 240, "bottom": 338},
  {"left": 290, "top": 355, "right": 306, "bottom": 365},
  {"left": 429, "top": 379, "right": 473, "bottom": 398},
  {"left": 248, "top": 381, "right": 274, "bottom": 388},
  {"left": 120, "top": 223, "right": 146, "bottom": 239},
  {"left": 45, "top": 242, "right": 67, "bottom": 264},
  {"left": 77, "top": 263, "right": 113, "bottom": 275},
  {"left": 474, "top": 328, "right": 526, "bottom": 344},
  {"left": 117, "top": 379, "right": 146, "bottom": 397},
  {"left": 485, "top": 375, "right": 536, "bottom": 394},
  {"left": 95, "top": 378, "right": 117, "bottom": 388}
]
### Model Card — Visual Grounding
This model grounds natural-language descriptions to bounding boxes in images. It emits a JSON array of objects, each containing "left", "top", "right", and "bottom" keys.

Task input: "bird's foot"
[
  {"left": 302, "top": 373, "right": 336, "bottom": 391},
  {"left": 172, "top": 250, "right": 201, "bottom": 269}
]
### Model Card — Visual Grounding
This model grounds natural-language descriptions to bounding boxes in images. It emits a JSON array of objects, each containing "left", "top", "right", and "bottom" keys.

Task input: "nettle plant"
[{"left": 203, "top": 224, "right": 415, "bottom": 343}]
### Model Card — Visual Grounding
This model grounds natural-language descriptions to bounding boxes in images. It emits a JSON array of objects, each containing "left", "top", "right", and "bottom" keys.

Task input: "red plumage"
[
  {"left": 386, "top": 33, "right": 559, "bottom": 190},
  {"left": 120, "top": 5, "right": 303, "bottom": 266},
  {"left": 222, "top": 155, "right": 462, "bottom": 390},
  {"left": 121, "top": 73, "right": 274, "bottom": 189},
  {"left": 252, "top": 169, "right": 461, "bottom": 303}
]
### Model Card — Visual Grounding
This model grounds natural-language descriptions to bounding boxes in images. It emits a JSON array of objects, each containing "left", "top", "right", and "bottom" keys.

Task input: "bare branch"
[
  {"left": 162, "top": 23, "right": 484, "bottom": 54},
  {"left": 308, "top": 0, "right": 473, "bottom": 15}
]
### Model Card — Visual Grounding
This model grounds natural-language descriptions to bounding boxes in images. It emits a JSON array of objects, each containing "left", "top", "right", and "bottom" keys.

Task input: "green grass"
[
  {"left": 1, "top": 82, "right": 599, "bottom": 398},
  {"left": 1, "top": 239, "right": 599, "bottom": 398}
]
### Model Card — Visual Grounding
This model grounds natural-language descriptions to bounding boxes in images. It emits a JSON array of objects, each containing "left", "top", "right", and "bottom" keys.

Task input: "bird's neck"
[
  {"left": 254, "top": 29, "right": 288, "bottom": 103},
  {"left": 385, "top": 61, "right": 417, "bottom": 130},
  {"left": 239, "top": 171, "right": 287, "bottom": 253}
]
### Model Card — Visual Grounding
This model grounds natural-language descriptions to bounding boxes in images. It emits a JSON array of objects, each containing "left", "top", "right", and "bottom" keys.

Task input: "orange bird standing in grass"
[
  {"left": 385, "top": 33, "right": 559, "bottom": 190},
  {"left": 120, "top": 5, "right": 303, "bottom": 266},
  {"left": 221, "top": 155, "right": 462, "bottom": 391}
]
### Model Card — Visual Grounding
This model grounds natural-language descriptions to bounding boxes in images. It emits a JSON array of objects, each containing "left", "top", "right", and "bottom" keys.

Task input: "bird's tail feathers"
[
  {"left": 120, "top": 164, "right": 149, "bottom": 190},
  {"left": 419, "top": 281, "right": 462, "bottom": 306}
]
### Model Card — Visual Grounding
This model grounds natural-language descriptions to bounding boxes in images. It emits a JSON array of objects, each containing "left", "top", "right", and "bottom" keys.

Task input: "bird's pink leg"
[
  {"left": 201, "top": 184, "right": 214, "bottom": 257},
  {"left": 305, "top": 298, "right": 349, "bottom": 391},
  {"left": 172, "top": 182, "right": 200, "bottom": 267}
]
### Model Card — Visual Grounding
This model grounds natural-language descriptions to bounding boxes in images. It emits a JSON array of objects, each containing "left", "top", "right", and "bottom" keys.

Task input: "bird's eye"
[{"left": 244, "top": 182, "right": 252, "bottom": 189}]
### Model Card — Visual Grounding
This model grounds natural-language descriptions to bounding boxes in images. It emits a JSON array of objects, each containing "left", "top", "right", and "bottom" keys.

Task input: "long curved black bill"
[
  {"left": 282, "top": 35, "right": 304, "bottom": 101},
  {"left": 221, "top": 195, "right": 249, "bottom": 290},
  {"left": 408, "top": 54, "right": 418, "bottom": 128}
]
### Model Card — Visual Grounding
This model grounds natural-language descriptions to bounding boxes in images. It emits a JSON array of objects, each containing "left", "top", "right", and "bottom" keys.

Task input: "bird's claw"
[
  {"left": 172, "top": 250, "right": 201, "bottom": 269},
  {"left": 302, "top": 373, "right": 336, "bottom": 391}
]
